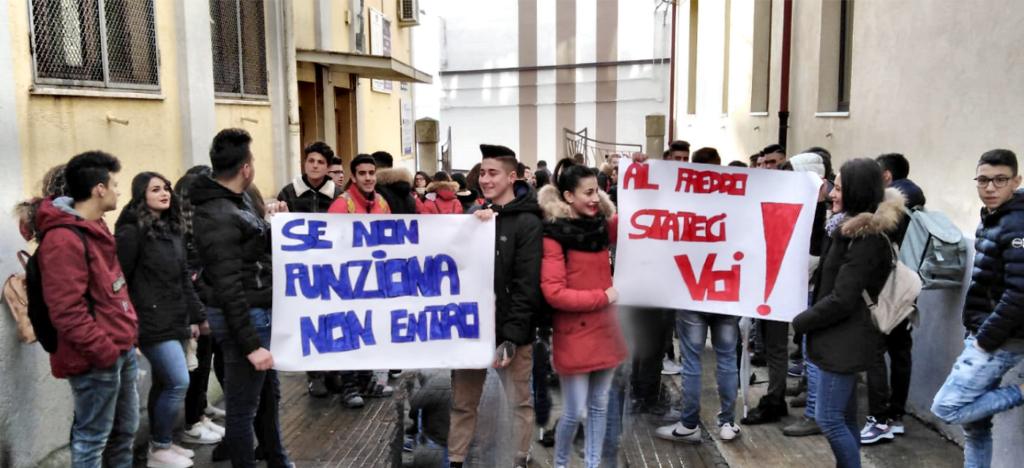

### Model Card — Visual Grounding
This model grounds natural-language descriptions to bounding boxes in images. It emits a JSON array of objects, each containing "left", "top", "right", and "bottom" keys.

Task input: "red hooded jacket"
[
  {"left": 416, "top": 181, "right": 464, "bottom": 215},
  {"left": 328, "top": 183, "right": 392, "bottom": 214},
  {"left": 35, "top": 198, "right": 138, "bottom": 378},
  {"left": 537, "top": 185, "right": 627, "bottom": 375}
]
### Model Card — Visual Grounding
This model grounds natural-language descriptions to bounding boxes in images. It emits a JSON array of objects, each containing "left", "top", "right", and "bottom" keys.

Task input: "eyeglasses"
[
  {"left": 328, "top": 170, "right": 344, "bottom": 176},
  {"left": 975, "top": 176, "right": 1013, "bottom": 188}
]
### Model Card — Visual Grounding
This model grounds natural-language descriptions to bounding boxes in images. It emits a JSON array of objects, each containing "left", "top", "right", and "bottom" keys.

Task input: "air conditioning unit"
[{"left": 398, "top": 0, "right": 420, "bottom": 27}]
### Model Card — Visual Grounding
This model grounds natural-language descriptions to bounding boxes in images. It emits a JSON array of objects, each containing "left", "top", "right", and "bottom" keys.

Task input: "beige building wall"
[
  {"left": 8, "top": 0, "right": 186, "bottom": 204},
  {"left": 359, "top": 0, "right": 416, "bottom": 162},
  {"left": 7, "top": 0, "right": 284, "bottom": 213},
  {"left": 293, "top": 0, "right": 418, "bottom": 166},
  {"left": 682, "top": 0, "right": 1024, "bottom": 232},
  {"left": 214, "top": 104, "right": 276, "bottom": 196}
]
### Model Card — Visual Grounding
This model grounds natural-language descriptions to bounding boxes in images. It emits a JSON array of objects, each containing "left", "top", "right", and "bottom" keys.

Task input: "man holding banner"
[
  {"left": 449, "top": 144, "right": 544, "bottom": 468},
  {"left": 615, "top": 157, "right": 823, "bottom": 444}
]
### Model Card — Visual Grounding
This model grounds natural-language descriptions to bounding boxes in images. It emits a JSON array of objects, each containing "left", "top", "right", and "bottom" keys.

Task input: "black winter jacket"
[
  {"left": 191, "top": 177, "right": 274, "bottom": 355},
  {"left": 963, "top": 191, "right": 1024, "bottom": 351},
  {"left": 793, "top": 189, "right": 905, "bottom": 374},
  {"left": 375, "top": 167, "right": 418, "bottom": 215},
  {"left": 469, "top": 181, "right": 544, "bottom": 345},
  {"left": 276, "top": 175, "right": 341, "bottom": 214},
  {"left": 115, "top": 212, "right": 205, "bottom": 346}
]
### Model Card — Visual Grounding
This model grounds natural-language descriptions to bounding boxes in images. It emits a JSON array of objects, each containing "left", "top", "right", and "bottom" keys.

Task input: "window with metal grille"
[
  {"left": 211, "top": 0, "right": 268, "bottom": 98},
  {"left": 29, "top": 0, "right": 160, "bottom": 90}
]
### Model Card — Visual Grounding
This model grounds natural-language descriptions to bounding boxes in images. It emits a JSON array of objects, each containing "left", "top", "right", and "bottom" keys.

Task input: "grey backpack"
[{"left": 897, "top": 207, "right": 968, "bottom": 289}]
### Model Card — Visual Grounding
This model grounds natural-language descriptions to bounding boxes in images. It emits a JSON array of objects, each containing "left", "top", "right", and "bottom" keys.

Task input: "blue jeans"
[
  {"left": 67, "top": 348, "right": 140, "bottom": 468},
  {"left": 931, "top": 336, "right": 1024, "bottom": 468},
  {"left": 803, "top": 335, "right": 819, "bottom": 418},
  {"left": 601, "top": 366, "right": 626, "bottom": 468},
  {"left": 141, "top": 340, "right": 190, "bottom": 449},
  {"left": 208, "top": 307, "right": 291, "bottom": 468},
  {"left": 676, "top": 310, "right": 739, "bottom": 428},
  {"left": 815, "top": 369, "right": 860, "bottom": 468},
  {"left": 555, "top": 368, "right": 616, "bottom": 468}
]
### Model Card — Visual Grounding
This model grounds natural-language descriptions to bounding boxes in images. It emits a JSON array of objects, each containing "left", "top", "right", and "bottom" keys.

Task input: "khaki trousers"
[{"left": 448, "top": 344, "right": 534, "bottom": 463}]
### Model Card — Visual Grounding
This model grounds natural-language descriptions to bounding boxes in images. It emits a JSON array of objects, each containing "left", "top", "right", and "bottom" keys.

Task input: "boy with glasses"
[{"left": 932, "top": 149, "right": 1024, "bottom": 468}]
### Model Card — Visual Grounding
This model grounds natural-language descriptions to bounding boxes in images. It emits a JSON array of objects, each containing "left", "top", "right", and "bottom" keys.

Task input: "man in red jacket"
[
  {"left": 37, "top": 151, "right": 140, "bottom": 467},
  {"left": 328, "top": 154, "right": 392, "bottom": 214},
  {"left": 327, "top": 153, "right": 393, "bottom": 406}
]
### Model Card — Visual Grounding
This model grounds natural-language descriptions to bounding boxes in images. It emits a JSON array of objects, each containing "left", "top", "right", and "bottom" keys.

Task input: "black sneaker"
[
  {"left": 783, "top": 416, "right": 822, "bottom": 437},
  {"left": 211, "top": 443, "right": 228, "bottom": 462},
  {"left": 342, "top": 388, "right": 365, "bottom": 408},
  {"left": 740, "top": 398, "right": 788, "bottom": 425},
  {"left": 539, "top": 426, "right": 555, "bottom": 447},
  {"left": 308, "top": 375, "right": 329, "bottom": 398}
]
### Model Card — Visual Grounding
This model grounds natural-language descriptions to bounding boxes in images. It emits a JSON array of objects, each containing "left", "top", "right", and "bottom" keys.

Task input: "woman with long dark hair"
[
  {"left": 539, "top": 158, "right": 631, "bottom": 468},
  {"left": 793, "top": 158, "right": 902, "bottom": 468},
  {"left": 116, "top": 172, "right": 213, "bottom": 467}
]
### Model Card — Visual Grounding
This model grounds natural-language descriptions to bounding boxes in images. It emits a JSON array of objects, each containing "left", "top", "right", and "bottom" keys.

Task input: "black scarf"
[{"left": 543, "top": 215, "right": 611, "bottom": 252}]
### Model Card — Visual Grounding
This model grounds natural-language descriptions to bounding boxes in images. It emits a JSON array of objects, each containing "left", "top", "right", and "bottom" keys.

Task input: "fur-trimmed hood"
[
  {"left": 291, "top": 175, "right": 337, "bottom": 198},
  {"left": 376, "top": 167, "right": 414, "bottom": 187},
  {"left": 538, "top": 184, "right": 616, "bottom": 220},
  {"left": 839, "top": 187, "right": 905, "bottom": 238},
  {"left": 426, "top": 180, "right": 459, "bottom": 194}
]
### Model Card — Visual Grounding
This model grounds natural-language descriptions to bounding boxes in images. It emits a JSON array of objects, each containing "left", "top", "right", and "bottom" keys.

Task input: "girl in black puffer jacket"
[
  {"left": 793, "top": 159, "right": 899, "bottom": 468},
  {"left": 116, "top": 172, "right": 214, "bottom": 466}
]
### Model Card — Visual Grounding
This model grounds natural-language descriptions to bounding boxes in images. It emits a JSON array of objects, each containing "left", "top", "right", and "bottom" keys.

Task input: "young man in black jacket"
[
  {"left": 448, "top": 144, "right": 543, "bottom": 468},
  {"left": 276, "top": 142, "right": 342, "bottom": 214},
  {"left": 276, "top": 142, "right": 348, "bottom": 403},
  {"left": 932, "top": 149, "right": 1024, "bottom": 468},
  {"left": 860, "top": 153, "right": 926, "bottom": 444},
  {"left": 372, "top": 151, "right": 418, "bottom": 214},
  {"left": 191, "top": 129, "right": 292, "bottom": 468}
]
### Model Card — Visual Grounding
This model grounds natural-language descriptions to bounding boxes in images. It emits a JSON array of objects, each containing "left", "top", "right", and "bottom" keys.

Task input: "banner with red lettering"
[{"left": 614, "top": 160, "right": 823, "bottom": 322}]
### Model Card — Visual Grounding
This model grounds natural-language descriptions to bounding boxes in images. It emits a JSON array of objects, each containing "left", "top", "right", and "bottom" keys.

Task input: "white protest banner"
[
  {"left": 270, "top": 214, "right": 496, "bottom": 371},
  {"left": 614, "top": 160, "right": 823, "bottom": 322}
]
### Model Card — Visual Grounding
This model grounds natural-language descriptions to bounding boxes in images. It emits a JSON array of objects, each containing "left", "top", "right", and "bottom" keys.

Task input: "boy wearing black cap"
[{"left": 448, "top": 144, "right": 543, "bottom": 468}]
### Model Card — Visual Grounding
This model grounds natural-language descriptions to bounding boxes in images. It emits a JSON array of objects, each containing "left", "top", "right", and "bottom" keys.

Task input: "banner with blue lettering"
[{"left": 270, "top": 214, "right": 497, "bottom": 371}]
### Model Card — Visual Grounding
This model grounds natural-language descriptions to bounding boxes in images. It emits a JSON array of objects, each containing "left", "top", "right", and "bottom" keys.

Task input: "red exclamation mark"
[{"left": 757, "top": 203, "right": 803, "bottom": 316}]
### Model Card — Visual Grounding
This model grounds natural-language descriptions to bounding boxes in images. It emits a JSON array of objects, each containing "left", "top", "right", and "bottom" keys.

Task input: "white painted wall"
[{"left": 419, "top": 0, "right": 673, "bottom": 171}]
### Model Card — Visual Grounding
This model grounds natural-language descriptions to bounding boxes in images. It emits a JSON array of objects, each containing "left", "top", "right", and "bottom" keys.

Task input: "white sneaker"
[
  {"left": 204, "top": 405, "right": 226, "bottom": 419},
  {"left": 169, "top": 444, "right": 194, "bottom": 459},
  {"left": 182, "top": 422, "right": 222, "bottom": 445},
  {"left": 201, "top": 417, "right": 225, "bottom": 436},
  {"left": 719, "top": 422, "right": 741, "bottom": 442},
  {"left": 147, "top": 448, "right": 194, "bottom": 468},
  {"left": 662, "top": 356, "right": 682, "bottom": 375},
  {"left": 655, "top": 422, "right": 702, "bottom": 443}
]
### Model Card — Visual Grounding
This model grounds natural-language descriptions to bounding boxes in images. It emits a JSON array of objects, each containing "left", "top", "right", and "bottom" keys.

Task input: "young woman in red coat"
[
  {"left": 416, "top": 172, "right": 464, "bottom": 214},
  {"left": 539, "top": 158, "right": 628, "bottom": 468}
]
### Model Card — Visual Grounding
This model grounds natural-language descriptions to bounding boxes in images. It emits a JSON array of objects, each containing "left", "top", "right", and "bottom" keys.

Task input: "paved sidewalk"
[
  {"left": 134, "top": 372, "right": 404, "bottom": 468},
  {"left": 134, "top": 348, "right": 965, "bottom": 468}
]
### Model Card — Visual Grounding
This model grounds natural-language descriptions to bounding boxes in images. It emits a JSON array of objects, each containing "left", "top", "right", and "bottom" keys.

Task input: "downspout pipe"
[
  {"left": 668, "top": 0, "right": 678, "bottom": 143},
  {"left": 778, "top": 0, "right": 793, "bottom": 148}
]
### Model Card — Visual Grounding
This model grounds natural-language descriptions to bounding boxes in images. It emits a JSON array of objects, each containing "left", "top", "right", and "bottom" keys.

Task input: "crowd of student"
[{"left": 14, "top": 126, "right": 1024, "bottom": 468}]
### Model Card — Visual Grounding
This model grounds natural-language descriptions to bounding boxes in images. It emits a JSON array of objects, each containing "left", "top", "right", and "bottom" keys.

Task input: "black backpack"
[{"left": 26, "top": 225, "right": 94, "bottom": 354}]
